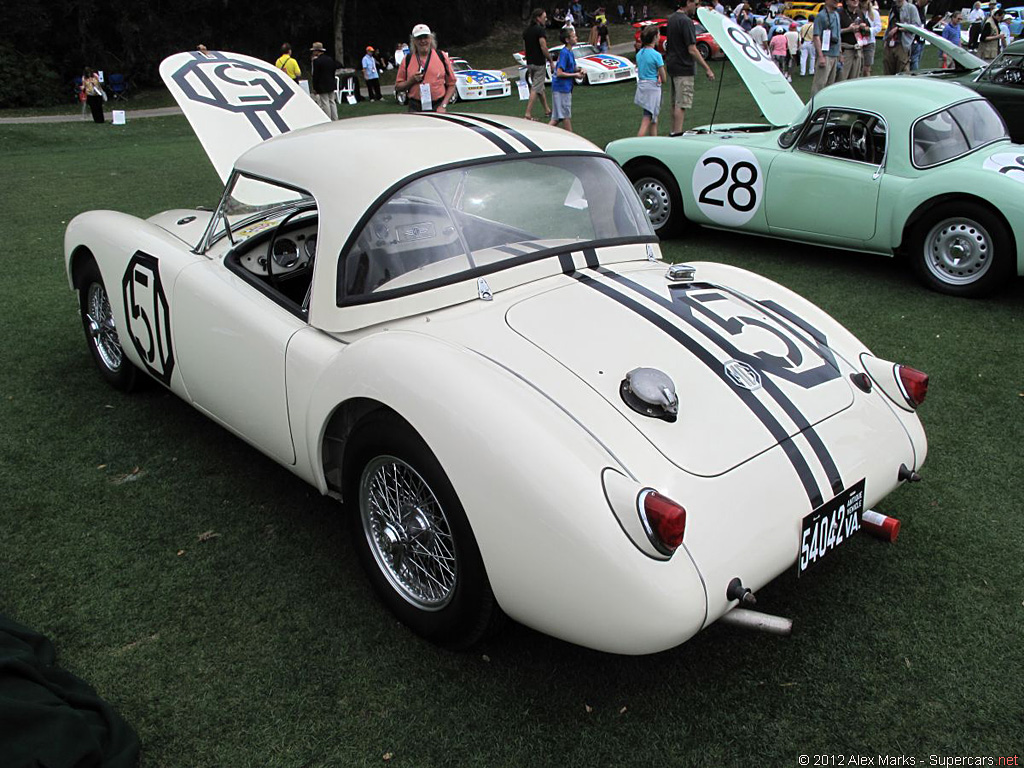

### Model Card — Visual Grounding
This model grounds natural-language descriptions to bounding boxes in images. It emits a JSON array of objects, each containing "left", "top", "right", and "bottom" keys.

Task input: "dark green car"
[{"left": 906, "top": 25, "right": 1024, "bottom": 143}]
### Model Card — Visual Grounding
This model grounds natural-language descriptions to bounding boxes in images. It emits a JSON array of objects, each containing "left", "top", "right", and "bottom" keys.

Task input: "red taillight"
[
  {"left": 896, "top": 365, "right": 929, "bottom": 408},
  {"left": 638, "top": 490, "right": 686, "bottom": 556}
]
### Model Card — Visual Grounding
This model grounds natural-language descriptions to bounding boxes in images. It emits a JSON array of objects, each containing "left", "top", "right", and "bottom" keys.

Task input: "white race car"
[
  {"left": 450, "top": 57, "right": 510, "bottom": 102},
  {"left": 514, "top": 43, "right": 638, "bottom": 85},
  {"left": 64, "top": 50, "right": 929, "bottom": 655}
]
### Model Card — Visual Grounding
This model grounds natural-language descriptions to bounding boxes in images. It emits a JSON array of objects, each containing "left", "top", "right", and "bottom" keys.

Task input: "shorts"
[
  {"left": 551, "top": 90, "right": 572, "bottom": 120},
  {"left": 861, "top": 42, "right": 876, "bottom": 67},
  {"left": 671, "top": 75, "right": 694, "bottom": 110},
  {"left": 528, "top": 64, "right": 547, "bottom": 94}
]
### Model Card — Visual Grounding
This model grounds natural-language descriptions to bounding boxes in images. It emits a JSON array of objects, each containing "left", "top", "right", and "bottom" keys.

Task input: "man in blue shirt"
[
  {"left": 940, "top": 10, "right": 963, "bottom": 69},
  {"left": 811, "top": 0, "right": 841, "bottom": 96}
]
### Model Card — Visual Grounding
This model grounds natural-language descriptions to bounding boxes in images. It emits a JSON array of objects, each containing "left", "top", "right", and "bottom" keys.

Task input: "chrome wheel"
[
  {"left": 923, "top": 217, "right": 993, "bottom": 286},
  {"left": 635, "top": 177, "right": 672, "bottom": 230},
  {"left": 86, "top": 282, "right": 124, "bottom": 372},
  {"left": 360, "top": 455, "right": 457, "bottom": 610}
]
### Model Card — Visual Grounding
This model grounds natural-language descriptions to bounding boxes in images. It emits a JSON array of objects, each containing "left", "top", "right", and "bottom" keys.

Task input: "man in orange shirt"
[{"left": 394, "top": 23, "right": 456, "bottom": 112}]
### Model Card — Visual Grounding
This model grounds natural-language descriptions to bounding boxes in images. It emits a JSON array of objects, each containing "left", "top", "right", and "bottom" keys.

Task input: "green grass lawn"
[{"left": 1, "top": 45, "right": 1022, "bottom": 767}]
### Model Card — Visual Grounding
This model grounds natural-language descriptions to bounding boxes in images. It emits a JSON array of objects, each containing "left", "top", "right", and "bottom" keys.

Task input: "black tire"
[
  {"left": 345, "top": 412, "right": 499, "bottom": 648},
  {"left": 908, "top": 201, "right": 1014, "bottom": 298},
  {"left": 696, "top": 41, "right": 712, "bottom": 61},
  {"left": 626, "top": 161, "right": 688, "bottom": 238},
  {"left": 396, "top": 89, "right": 407, "bottom": 106},
  {"left": 77, "top": 258, "right": 138, "bottom": 391},
  {"left": 448, "top": 89, "right": 459, "bottom": 105}
]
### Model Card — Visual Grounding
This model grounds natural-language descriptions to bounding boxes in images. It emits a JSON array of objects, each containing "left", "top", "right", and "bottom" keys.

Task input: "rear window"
[
  {"left": 912, "top": 100, "right": 1008, "bottom": 167},
  {"left": 337, "top": 155, "right": 653, "bottom": 303}
]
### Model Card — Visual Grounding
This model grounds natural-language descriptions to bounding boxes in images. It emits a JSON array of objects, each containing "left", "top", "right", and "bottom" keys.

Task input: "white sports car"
[
  {"left": 514, "top": 43, "right": 638, "bottom": 85},
  {"left": 64, "top": 50, "right": 929, "bottom": 654},
  {"left": 451, "top": 57, "right": 510, "bottom": 102}
]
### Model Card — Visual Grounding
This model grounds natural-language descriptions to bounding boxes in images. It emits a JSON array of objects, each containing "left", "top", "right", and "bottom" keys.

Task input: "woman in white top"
[{"left": 861, "top": 1, "right": 882, "bottom": 77}]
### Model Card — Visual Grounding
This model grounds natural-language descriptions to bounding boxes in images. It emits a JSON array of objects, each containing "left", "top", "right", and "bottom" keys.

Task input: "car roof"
[
  {"left": 1005, "top": 39, "right": 1024, "bottom": 54},
  {"left": 812, "top": 77, "right": 981, "bottom": 117},
  {"left": 234, "top": 113, "right": 600, "bottom": 203}
]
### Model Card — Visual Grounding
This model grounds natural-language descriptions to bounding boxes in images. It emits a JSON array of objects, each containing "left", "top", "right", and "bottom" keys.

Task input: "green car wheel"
[
  {"left": 628, "top": 163, "right": 687, "bottom": 238},
  {"left": 910, "top": 201, "right": 1014, "bottom": 298}
]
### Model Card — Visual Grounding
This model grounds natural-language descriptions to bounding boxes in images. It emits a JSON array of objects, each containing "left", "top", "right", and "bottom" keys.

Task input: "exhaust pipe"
[{"left": 718, "top": 608, "right": 793, "bottom": 636}]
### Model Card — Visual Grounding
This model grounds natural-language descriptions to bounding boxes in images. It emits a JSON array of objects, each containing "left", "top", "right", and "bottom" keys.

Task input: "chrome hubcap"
[
  {"left": 635, "top": 178, "right": 671, "bottom": 229},
  {"left": 924, "top": 218, "right": 993, "bottom": 286},
  {"left": 360, "top": 456, "right": 457, "bottom": 610},
  {"left": 86, "top": 283, "right": 124, "bottom": 371}
]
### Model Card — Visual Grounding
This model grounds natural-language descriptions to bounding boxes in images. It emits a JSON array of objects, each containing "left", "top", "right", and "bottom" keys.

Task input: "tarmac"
[{"left": 0, "top": 41, "right": 638, "bottom": 125}]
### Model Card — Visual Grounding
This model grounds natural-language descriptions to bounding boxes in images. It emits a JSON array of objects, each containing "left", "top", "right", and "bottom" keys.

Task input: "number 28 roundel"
[
  {"left": 691, "top": 146, "right": 764, "bottom": 227},
  {"left": 122, "top": 252, "right": 175, "bottom": 385}
]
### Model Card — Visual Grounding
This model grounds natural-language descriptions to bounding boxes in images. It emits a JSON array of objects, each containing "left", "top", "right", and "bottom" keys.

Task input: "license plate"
[{"left": 798, "top": 479, "right": 865, "bottom": 576}]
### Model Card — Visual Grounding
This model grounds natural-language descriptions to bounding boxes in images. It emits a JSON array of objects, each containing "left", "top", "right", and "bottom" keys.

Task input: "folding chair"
[{"left": 108, "top": 74, "right": 128, "bottom": 100}]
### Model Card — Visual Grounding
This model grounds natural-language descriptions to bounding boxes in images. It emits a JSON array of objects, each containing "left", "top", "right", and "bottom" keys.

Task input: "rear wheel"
[
  {"left": 696, "top": 41, "right": 712, "bottom": 61},
  {"left": 345, "top": 412, "right": 499, "bottom": 648},
  {"left": 627, "top": 162, "right": 688, "bottom": 238},
  {"left": 77, "top": 258, "right": 137, "bottom": 391},
  {"left": 908, "top": 201, "right": 1013, "bottom": 297}
]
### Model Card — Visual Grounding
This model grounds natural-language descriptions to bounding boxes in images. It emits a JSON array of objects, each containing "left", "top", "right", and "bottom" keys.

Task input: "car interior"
[
  {"left": 228, "top": 207, "right": 319, "bottom": 311},
  {"left": 798, "top": 109, "right": 887, "bottom": 165}
]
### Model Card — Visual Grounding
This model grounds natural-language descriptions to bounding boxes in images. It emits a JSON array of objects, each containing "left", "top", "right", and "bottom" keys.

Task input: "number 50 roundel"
[{"left": 691, "top": 146, "right": 764, "bottom": 227}]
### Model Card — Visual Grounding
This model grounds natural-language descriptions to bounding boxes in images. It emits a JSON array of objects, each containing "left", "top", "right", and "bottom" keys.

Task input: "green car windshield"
[
  {"left": 977, "top": 51, "right": 1024, "bottom": 85},
  {"left": 912, "top": 99, "right": 1009, "bottom": 168},
  {"left": 337, "top": 155, "right": 653, "bottom": 303}
]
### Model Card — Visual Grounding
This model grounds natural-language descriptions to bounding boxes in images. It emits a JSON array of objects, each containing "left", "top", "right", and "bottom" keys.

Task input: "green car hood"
[
  {"left": 697, "top": 7, "right": 804, "bottom": 127},
  {"left": 902, "top": 24, "right": 987, "bottom": 72}
]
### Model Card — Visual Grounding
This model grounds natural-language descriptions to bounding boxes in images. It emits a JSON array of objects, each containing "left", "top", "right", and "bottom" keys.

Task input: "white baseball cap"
[{"left": 412, "top": 23, "right": 432, "bottom": 37}]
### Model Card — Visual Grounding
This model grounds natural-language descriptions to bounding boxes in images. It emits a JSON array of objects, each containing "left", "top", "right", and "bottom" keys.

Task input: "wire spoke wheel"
[
  {"left": 360, "top": 455, "right": 458, "bottom": 610},
  {"left": 923, "top": 217, "right": 993, "bottom": 287},
  {"left": 86, "top": 282, "right": 124, "bottom": 372}
]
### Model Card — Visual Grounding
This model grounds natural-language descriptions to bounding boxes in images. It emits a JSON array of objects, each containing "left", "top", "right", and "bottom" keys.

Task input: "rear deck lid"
[{"left": 505, "top": 265, "right": 853, "bottom": 475}]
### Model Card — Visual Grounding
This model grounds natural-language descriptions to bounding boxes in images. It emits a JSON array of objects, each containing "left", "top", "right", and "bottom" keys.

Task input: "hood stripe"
[
  {"left": 598, "top": 268, "right": 844, "bottom": 497},
  {"left": 573, "top": 270, "right": 823, "bottom": 508},
  {"left": 416, "top": 113, "right": 517, "bottom": 154},
  {"left": 455, "top": 113, "right": 543, "bottom": 153}
]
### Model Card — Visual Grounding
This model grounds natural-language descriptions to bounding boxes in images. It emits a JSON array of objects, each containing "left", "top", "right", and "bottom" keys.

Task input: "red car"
[{"left": 632, "top": 18, "right": 722, "bottom": 61}]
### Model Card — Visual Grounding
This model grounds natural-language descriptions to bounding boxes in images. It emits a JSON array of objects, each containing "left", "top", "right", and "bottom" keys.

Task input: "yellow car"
[{"left": 784, "top": 2, "right": 888, "bottom": 37}]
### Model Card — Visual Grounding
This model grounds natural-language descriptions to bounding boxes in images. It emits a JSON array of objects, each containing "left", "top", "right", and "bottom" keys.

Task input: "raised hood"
[
  {"left": 697, "top": 8, "right": 804, "bottom": 127},
  {"left": 902, "top": 24, "right": 987, "bottom": 72},
  {"left": 160, "top": 50, "right": 329, "bottom": 184},
  {"left": 505, "top": 265, "right": 853, "bottom": 476}
]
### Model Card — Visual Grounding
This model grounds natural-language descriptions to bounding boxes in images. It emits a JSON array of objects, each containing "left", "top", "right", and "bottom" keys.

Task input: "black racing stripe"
[
  {"left": 574, "top": 272, "right": 823, "bottom": 508},
  {"left": 416, "top": 112, "right": 517, "bottom": 154},
  {"left": 602, "top": 269, "right": 844, "bottom": 498},
  {"left": 456, "top": 114, "right": 544, "bottom": 152},
  {"left": 518, "top": 241, "right": 550, "bottom": 252},
  {"left": 558, "top": 253, "right": 575, "bottom": 273},
  {"left": 583, "top": 248, "right": 599, "bottom": 269},
  {"left": 495, "top": 244, "right": 532, "bottom": 256},
  {"left": 758, "top": 299, "right": 828, "bottom": 345}
]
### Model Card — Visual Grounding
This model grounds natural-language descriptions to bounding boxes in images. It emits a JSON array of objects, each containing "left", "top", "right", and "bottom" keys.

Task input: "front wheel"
[
  {"left": 908, "top": 201, "right": 1013, "bottom": 297},
  {"left": 627, "top": 162, "right": 688, "bottom": 238},
  {"left": 696, "top": 41, "right": 712, "bottom": 61},
  {"left": 77, "top": 258, "right": 138, "bottom": 391},
  {"left": 395, "top": 89, "right": 407, "bottom": 106},
  {"left": 346, "top": 412, "right": 499, "bottom": 648},
  {"left": 447, "top": 89, "right": 459, "bottom": 105}
]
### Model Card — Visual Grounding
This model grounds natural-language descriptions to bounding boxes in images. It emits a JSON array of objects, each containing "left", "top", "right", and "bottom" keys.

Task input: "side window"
[
  {"left": 797, "top": 110, "right": 827, "bottom": 153},
  {"left": 802, "top": 109, "right": 886, "bottom": 164},
  {"left": 913, "top": 110, "right": 969, "bottom": 167}
]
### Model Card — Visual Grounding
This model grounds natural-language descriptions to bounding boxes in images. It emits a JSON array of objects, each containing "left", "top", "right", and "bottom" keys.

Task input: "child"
[
  {"left": 550, "top": 27, "right": 585, "bottom": 132},
  {"left": 634, "top": 24, "right": 666, "bottom": 136}
]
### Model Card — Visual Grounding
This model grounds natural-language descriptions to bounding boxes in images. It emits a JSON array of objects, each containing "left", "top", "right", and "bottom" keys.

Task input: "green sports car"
[{"left": 606, "top": 8, "right": 1024, "bottom": 297}]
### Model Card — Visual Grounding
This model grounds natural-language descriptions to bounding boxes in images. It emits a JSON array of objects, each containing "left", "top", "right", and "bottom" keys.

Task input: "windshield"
[
  {"left": 779, "top": 102, "right": 812, "bottom": 148},
  {"left": 205, "top": 175, "right": 313, "bottom": 250},
  {"left": 337, "top": 155, "right": 653, "bottom": 303},
  {"left": 912, "top": 99, "right": 1009, "bottom": 167},
  {"left": 978, "top": 51, "right": 1024, "bottom": 84}
]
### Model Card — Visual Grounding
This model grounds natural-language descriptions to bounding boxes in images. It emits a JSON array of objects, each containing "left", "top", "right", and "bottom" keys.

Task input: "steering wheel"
[
  {"left": 850, "top": 120, "right": 873, "bottom": 164},
  {"left": 266, "top": 206, "right": 314, "bottom": 290}
]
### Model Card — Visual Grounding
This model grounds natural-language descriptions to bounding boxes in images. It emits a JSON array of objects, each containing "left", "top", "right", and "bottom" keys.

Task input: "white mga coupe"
[{"left": 64, "top": 50, "right": 929, "bottom": 654}]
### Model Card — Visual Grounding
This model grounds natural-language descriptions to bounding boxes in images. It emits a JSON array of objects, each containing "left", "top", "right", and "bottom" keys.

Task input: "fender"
[{"left": 288, "top": 327, "right": 709, "bottom": 654}]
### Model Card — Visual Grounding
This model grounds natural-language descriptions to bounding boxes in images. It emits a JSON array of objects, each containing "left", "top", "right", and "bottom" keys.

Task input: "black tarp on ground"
[{"left": 0, "top": 615, "right": 139, "bottom": 768}]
